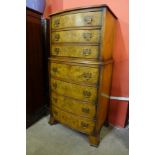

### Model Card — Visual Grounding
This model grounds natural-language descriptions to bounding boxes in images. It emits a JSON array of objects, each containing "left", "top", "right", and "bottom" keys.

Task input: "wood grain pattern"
[
  {"left": 50, "top": 79, "right": 97, "bottom": 102},
  {"left": 52, "top": 106, "right": 95, "bottom": 134},
  {"left": 51, "top": 92, "right": 96, "bottom": 118},
  {"left": 49, "top": 57, "right": 106, "bottom": 65},
  {"left": 51, "top": 11, "right": 102, "bottom": 29},
  {"left": 50, "top": 62, "right": 99, "bottom": 84},
  {"left": 51, "top": 29, "right": 101, "bottom": 43},
  {"left": 51, "top": 44, "right": 99, "bottom": 59},
  {"left": 95, "top": 63, "right": 113, "bottom": 133},
  {"left": 49, "top": 5, "right": 117, "bottom": 146},
  {"left": 100, "top": 8, "right": 117, "bottom": 61}
]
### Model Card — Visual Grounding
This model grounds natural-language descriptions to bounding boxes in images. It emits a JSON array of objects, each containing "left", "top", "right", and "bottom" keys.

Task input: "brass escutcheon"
[
  {"left": 52, "top": 83, "right": 57, "bottom": 89},
  {"left": 84, "top": 16, "right": 93, "bottom": 24},
  {"left": 83, "top": 90, "right": 91, "bottom": 98},
  {"left": 82, "top": 72, "right": 92, "bottom": 80},
  {"left": 83, "top": 33, "right": 92, "bottom": 41},
  {"left": 54, "top": 34, "right": 60, "bottom": 41},
  {"left": 54, "top": 19, "right": 60, "bottom": 27},
  {"left": 82, "top": 108, "right": 90, "bottom": 113},
  {"left": 52, "top": 67, "right": 58, "bottom": 73},
  {"left": 54, "top": 48, "right": 60, "bottom": 55},
  {"left": 81, "top": 122, "right": 89, "bottom": 128},
  {"left": 82, "top": 49, "right": 91, "bottom": 56}
]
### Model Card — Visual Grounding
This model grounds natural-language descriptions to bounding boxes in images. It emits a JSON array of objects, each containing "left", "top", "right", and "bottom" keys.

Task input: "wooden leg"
[
  {"left": 49, "top": 116, "right": 57, "bottom": 125},
  {"left": 88, "top": 134, "right": 100, "bottom": 147}
]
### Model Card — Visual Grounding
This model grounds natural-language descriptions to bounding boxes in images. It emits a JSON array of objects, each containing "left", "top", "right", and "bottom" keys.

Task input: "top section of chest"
[
  {"left": 49, "top": 5, "right": 117, "bottom": 61},
  {"left": 49, "top": 5, "right": 117, "bottom": 30}
]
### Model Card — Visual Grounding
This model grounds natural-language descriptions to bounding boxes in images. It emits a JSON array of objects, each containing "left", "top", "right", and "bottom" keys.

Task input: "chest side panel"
[
  {"left": 100, "top": 9, "right": 117, "bottom": 61},
  {"left": 96, "top": 63, "right": 113, "bottom": 133}
]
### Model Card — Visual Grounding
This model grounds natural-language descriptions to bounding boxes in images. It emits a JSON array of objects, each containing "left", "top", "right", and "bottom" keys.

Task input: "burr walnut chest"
[{"left": 49, "top": 5, "right": 117, "bottom": 146}]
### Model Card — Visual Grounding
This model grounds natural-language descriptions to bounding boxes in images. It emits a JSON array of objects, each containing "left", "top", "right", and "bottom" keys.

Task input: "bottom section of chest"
[
  {"left": 48, "top": 60, "right": 113, "bottom": 146},
  {"left": 52, "top": 105, "right": 96, "bottom": 134}
]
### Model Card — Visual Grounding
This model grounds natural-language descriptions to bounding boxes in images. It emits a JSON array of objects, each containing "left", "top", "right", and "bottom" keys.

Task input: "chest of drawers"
[{"left": 49, "top": 5, "right": 117, "bottom": 146}]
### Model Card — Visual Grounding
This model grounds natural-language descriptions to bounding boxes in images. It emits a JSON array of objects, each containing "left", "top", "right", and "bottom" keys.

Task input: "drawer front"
[
  {"left": 50, "top": 62, "right": 99, "bottom": 84},
  {"left": 51, "top": 92, "right": 96, "bottom": 118},
  {"left": 51, "top": 30, "right": 100, "bottom": 43},
  {"left": 51, "top": 45, "right": 99, "bottom": 59},
  {"left": 51, "top": 79, "right": 97, "bottom": 102},
  {"left": 52, "top": 106, "right": 95, "bottom": 134},
  {"left": 51, "top": 11, "right": 102, "bottom": 29}
]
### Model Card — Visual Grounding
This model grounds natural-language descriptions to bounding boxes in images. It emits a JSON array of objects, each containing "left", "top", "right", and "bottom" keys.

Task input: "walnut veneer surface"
[{"left": 49, "top": 5, "right": 117, "bottom": 146}]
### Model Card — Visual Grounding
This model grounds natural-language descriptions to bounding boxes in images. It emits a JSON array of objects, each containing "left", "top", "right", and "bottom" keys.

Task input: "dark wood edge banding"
[
  {"left": 49, "top": 57, "right": 113, "bottom": 65},
  {"left": 50, "top": 8, "right": 103, "bottom": 16},
  {"left": 49, "top": 57, "right": 103, "bottom": 65},
  {"left": 51, "top": 42, "right": 100, "bottom": 46},
  {"left": 51, "top": 43, "right": 99, "bottom": 46},
  {"left": 51, "top": 26, "right": 102, "bottom": 32},
  {"left": 97, "top": 8, "right": 105, "bottom": 61},
  {"left": 52, "top": 104, "right": 96, "bottom": 120},
  {"left": 50, "top": 55, "right": 99, "bottom": 61},
  {"left": 99, "top": 8, "right": 106, "bottom": 61},
  {"left": 51, "top": 27, "right": 101, "bottom": 32},
  {"left": 51, "top": 42, "right": 100, "bottom": 44},
  {"left": 51, "top": 91, "right": 96, "bottom": 104},
  {"left": 93, "top": 8, "right": 106, "bottom": 132},
  {"left": 49, "top": 59, "right": 100, "bottom": 67},
  {"left": 49, "top": 5, "right": 117, "bottom": 19},
  {"left": 50, "top": 76, "right": 98, "bottom": 87}
]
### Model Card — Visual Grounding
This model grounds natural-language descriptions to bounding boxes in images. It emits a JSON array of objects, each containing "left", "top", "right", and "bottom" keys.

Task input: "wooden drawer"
[
  {"left": 51, "top": 92, "right": 96, "bottom": 118},
  {"left": 51, "top": 29, "right": 100, "bottom": 43},
  {"left": 51, "top": 45, "right": 99, "bottom": 59},
  {"left": 51, "top": 79, "right": 97, "bottom": 102},
  {"left": 51, "top": 11, "right": 102, "bottom": 29},
  {"left": 50, "top": 62, "right": 99, "bottom": 84},
  {"left": 52, "top": 106, "right": 95, "bottom": 134}
]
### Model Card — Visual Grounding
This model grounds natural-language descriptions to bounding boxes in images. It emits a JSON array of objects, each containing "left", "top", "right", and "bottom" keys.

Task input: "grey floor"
[{"left": 27, "top": 115, "right": 129, "bottom": 155}]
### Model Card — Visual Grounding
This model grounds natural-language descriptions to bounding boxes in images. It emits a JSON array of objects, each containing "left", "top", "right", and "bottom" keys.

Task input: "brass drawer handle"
[
  {"left": 82, "top": 49, "right": 91, "bottom": 56},
  {"left": 83, "top": 33, "right": 92, "bottom": 41},
  {"left": 84, "top": 16, "right": 93, "bottom": 24},
  {"left": 81, "top": 122, "right": 89, "bottom": 128},
  {"left": 52, "top": 67, "right": 58, "bottom": 73},
  {"left": 54, "top": 48, "right": 60, "bottom": 55},
  {"left": 54, "top": 34, "right": 60, "bottom": 41},
  {"left": 52, "top": 82, "right": 57, "bottom": 89},
  {"left": 82, "top": 72, "right": 92, "bottom": 80},
  {"left": 83, "top": 90, "right": 91, "bottom": 98},
  {"left": 82, "top": 108, "right": 89, "bottom": 113},
  {"left": 54, "top": 19, "right": 60, "bottom": 27}
]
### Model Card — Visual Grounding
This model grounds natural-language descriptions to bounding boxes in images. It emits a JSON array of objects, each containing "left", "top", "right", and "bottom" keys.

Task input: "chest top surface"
[{"left": 49, "top": 4, "right": 117, "bottom": 19}]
